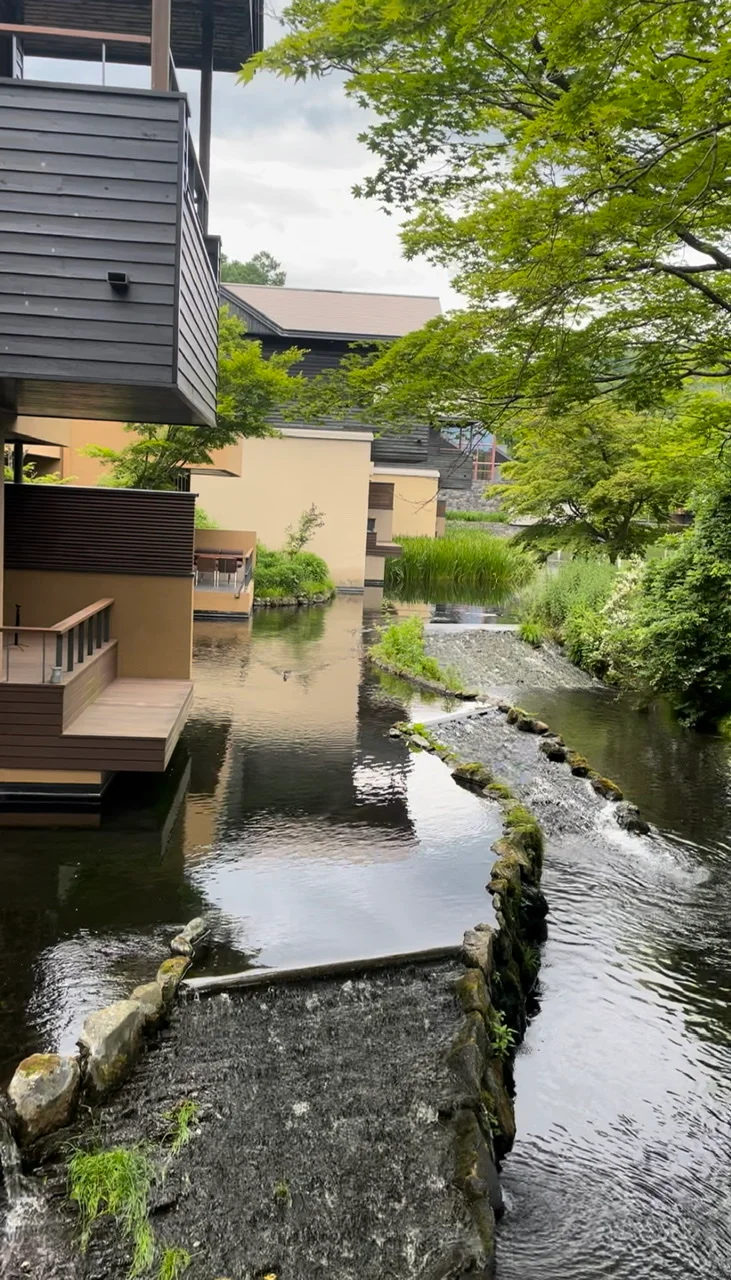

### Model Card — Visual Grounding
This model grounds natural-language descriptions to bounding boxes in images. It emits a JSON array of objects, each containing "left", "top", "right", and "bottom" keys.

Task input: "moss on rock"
[
  {"left": 590, "top": 773, "right": 624, "bottom": 800},
  {"left": 454, "top": 968, "right": 492, "bottom": 1023},
  {"left": 567, "top": 751, "right": 591, "bottom": 777}
]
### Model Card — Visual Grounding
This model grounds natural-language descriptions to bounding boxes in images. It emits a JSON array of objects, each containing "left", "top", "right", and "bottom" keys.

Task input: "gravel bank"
[{"left": 425, "top": 628, "right": 597, "bottom": 693}]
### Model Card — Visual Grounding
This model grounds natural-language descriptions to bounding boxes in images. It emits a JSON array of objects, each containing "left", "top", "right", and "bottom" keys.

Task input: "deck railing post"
[
  {"left": 49, "top": 632, "right": 63, "bottom": 684},
  {"left": 78, "top": 622, "right": 85, "bottom": 664},
  {"left": 87, "top": 619, "right": 94, "bottom": 657},
  {"left": 104, "top": 607, "right": 110, "bottom": 643},
  {"left": 67, "top": 629, "right": 74, "bottom": 673},
  {"left": 96, "top": 610, "right": 103, "bottom": 649}
]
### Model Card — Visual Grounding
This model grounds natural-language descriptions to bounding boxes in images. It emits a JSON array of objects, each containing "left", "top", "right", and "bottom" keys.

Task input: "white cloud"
[{"left": 24, "top": 50, "right": 461, "bottom": 308}]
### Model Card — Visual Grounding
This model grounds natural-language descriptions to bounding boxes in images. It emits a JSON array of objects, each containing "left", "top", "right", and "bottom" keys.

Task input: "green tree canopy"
[
  {"left": 246, "top": 0, "right": 731, "bottom": 418},
  {"left": 86, "top": 309, "right": 305, "bottom": 490},
  {"left": 220, "top": 250, "right": 286, "bottom": 286},
  {"left": 498, "top": 402, "right": 707, "bottom": 561}
]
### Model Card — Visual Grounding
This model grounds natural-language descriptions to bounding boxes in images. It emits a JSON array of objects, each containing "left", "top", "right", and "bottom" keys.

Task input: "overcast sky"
[{"left": 28, "top": 18, "right": 458, "bottom": 309}]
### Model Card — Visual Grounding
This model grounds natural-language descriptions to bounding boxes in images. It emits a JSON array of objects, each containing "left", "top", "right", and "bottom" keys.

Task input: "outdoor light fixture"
[{"left": 107, "top": 271, "right": 130, "bottom": 292}]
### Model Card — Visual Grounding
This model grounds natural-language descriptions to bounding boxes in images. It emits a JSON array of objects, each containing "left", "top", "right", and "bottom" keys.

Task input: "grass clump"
[
  {"left": 504, "top": 804, "right": 544, "bottom": 857},
  {"left": 68, "top": 1144, "right": 155, "bottom": 1277},
  {"left": 273, "top": 1179, "right": 291, "bottom": 1205},
  {"left": 385, "top": 530, "right": 534, "bottom": 605},
  {"left": 518, "top": 618, "right": 545, "bottom": 647},
  {"left": 445, "top": 509, "right": 505, "bottom": 523},
  {"left": 158, "top": 1247, "right": 191, "bottom": 1280},
  {"left": 255, "top": 546, "right": 333, "bottom": 601},
  {"left": 369, "top": 616, "right": 464, "bottom": 691},
  {"left": 162, "top": 1100, "right": 200, "bottom": 1157}
]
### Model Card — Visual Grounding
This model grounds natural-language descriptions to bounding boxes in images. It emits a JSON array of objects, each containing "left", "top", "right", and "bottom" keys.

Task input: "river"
[{"left": 2, "top": 598, "right": 731, "bottom": 1278}]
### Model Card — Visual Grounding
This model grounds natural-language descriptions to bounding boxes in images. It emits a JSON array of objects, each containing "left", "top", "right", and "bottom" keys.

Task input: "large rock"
[
  {"left": 615, "top": 801, "right": 650, "bottom": 835},
  {"left": 590, "top": 774, "right": 623, "bottom": 801},
  {"left": 8, "top": 1053, "right": 80, "bottom": 1144},
  {"left": 131, "top": 981, "right": 164, "bottom": 1027},
  {"left": 157, "top": 955, "right": 191, "bottom": 1003},
  {"left": 462, "top": 924, "right": 495, "bottom": 978},
  {"left": 78, "top": 1000, "right": 145, "bottom": 1098},
  {"left": 539, "top": 736, "right": 567, "bottom": 762},
  {"left": 171, "top": 917, "right": 210, "bottom": 959}
]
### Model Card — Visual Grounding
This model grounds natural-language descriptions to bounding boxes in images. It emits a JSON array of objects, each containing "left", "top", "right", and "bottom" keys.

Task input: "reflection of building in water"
[
  {"left": 181, "top": 598, "right": 417, "bottom": 860},
  {"left": 0, "top": 747, "right": 205, "bottom": 1084}
]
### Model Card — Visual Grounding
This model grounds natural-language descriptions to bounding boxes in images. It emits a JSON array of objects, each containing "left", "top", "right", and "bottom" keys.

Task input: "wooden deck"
[
  {"left": 65, "top": 679, "right": 194, "bottom": 770},
  {"left": 0, "top": 635, "right": 193, "bottom": 773}
]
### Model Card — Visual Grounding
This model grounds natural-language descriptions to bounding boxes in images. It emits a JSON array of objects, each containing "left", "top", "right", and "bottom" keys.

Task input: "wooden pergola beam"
[
  {"left": 0, "top": 22, "right": 150, "bottom": 45},
  {"left": 150, "top": 0, "right": 171, "bottom": 90}
]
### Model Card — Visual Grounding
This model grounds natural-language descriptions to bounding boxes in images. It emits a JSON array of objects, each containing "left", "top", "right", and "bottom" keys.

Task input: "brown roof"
[{"left": 222, "top": 284, "right": 442, "bottom": 339}]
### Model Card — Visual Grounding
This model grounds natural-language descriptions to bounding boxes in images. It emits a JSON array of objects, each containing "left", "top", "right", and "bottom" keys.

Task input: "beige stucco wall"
[
  {"left": 372, "top": 467, "right": 440, "bottom": 539},
  {"left": 193, "top": 429, "right": 373, "bottom": 589},
  {"left": 3, "top": 570, "right": 193, "bottom": 680},
  {"left": 365, "top": 553, "right": 386, "bottom": 583}
]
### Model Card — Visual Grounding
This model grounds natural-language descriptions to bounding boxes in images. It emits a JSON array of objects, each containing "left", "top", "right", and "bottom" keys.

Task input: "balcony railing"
[
  {"left": 0, "top": 599, "right": 113, "bottom": 685},
  {"left": 194, "top": 551, "right": 254, "bottom": 598}
]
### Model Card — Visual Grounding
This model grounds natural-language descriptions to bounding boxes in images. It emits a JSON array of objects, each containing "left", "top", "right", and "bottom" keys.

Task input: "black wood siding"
[
  {"left": 177, "top": 191, "right": 219, "bottom": 424},
  {"left": 4, "top": 484, "right": 196, "bottom": 577},
  {"left": 0, "top": 78, "right": 218, "bottom": 426}
]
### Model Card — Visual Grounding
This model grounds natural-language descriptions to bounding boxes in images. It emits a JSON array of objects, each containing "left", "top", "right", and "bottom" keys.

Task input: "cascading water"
[{"left": 0, "top": 1111, "right": 53, "bottom": 1279}]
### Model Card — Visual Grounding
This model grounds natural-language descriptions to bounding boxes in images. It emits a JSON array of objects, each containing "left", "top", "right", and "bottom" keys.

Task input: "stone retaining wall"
[
  {"left": 392, "top": 720, "right": 549, "bottom": 1271},
  {"left": 5, "top": 918, "right": 210, "bottom": 1149}
]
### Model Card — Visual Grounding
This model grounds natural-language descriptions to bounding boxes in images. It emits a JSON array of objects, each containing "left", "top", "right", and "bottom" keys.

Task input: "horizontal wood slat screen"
[
  {"left": 4, "top": 485, "right": 196, "bottom": 577},
  {"left": 368, "top": 482, "right": 394, "bottom": 510}
]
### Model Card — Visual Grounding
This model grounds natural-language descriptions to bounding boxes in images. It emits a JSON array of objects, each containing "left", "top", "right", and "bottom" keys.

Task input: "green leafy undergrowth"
[
  {"left": 488, "top": 1010, "right": 515, "bottom": 1060},
  {"left": 369, "top": 616, "right": 464, "bottom": 691}
]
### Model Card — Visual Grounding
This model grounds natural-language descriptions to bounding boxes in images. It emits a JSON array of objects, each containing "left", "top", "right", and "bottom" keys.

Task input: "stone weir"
[{"left": 1, "top": 728, "right": 547, "bottom": 1280}]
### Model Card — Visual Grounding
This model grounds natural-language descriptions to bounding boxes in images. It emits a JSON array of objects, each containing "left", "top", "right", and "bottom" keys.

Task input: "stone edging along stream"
[
  {"left": 4, "top": 919, "right": 211, "bottom": 1150},
  {"left": 385, "top": 718, "right": 550, "bottom": 1263}
]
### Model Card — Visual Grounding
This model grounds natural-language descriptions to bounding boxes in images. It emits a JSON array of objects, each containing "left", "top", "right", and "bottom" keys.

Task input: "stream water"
[{"left": 2, "top": 599, "right": 731, "bottom": 1279}]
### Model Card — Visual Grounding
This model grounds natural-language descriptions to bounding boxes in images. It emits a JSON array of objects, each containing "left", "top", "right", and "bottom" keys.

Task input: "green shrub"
[
  {"left": 254, "top": 546, "right": 333, "bottom": 599},
  {"left": 369, "top": 616, "right": 463, "bottom": 691},
  {"left": 563, "top": 603, "right": 606, "bottom": 675},
  {"left": 385, "top": 531, "right": 534, "bottom": 604},
  {"left": 520, "top": 559, "right": 616, "bottom": 632},
  {"left": 518, "top": 619, "right": 545, "bottom": 647},
  {"left": 622, "top": 482, "right": 731, "bottom": 727}
]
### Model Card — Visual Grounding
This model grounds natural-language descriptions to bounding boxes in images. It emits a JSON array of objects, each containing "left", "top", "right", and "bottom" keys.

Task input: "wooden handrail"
[
  {"left": 50, "top": 599, "right": 114, "bottom": 635},
  {"left": 0, "top": 23, "right": 150, "bottom": 45}
]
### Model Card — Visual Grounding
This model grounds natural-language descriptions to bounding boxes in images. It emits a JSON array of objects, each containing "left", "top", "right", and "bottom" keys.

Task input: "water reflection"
[{"left": 0, "top": 598, "right": 500, "bottom": 1082}]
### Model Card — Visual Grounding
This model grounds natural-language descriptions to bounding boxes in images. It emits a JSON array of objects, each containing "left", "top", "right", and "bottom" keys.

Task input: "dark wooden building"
[
  {"left": 0, "top": 0, "right": 264, "bottom": 426},
  {"left": 220, "top": 282, "right": 476, "bottom": 490}
]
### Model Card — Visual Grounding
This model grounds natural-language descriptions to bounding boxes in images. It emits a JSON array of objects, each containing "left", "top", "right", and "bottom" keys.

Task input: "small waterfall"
[
  {"left": 0, "top": 1114, "right": 23, "bottom": 1207},
  {"left": 0, "top": 1111, "right": 52, "bottom": 1278}
]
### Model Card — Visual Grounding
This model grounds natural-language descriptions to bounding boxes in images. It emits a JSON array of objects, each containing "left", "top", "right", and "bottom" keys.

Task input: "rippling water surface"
[
  {"left": 494, "top": 688, "right": 731, "bottom": 1280},
  {"left": 3, "top": 603, "right": 731, "bottom": 1280},
  {"left": 0, "top": 597, "right": 497, "bottom": 1082}
]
